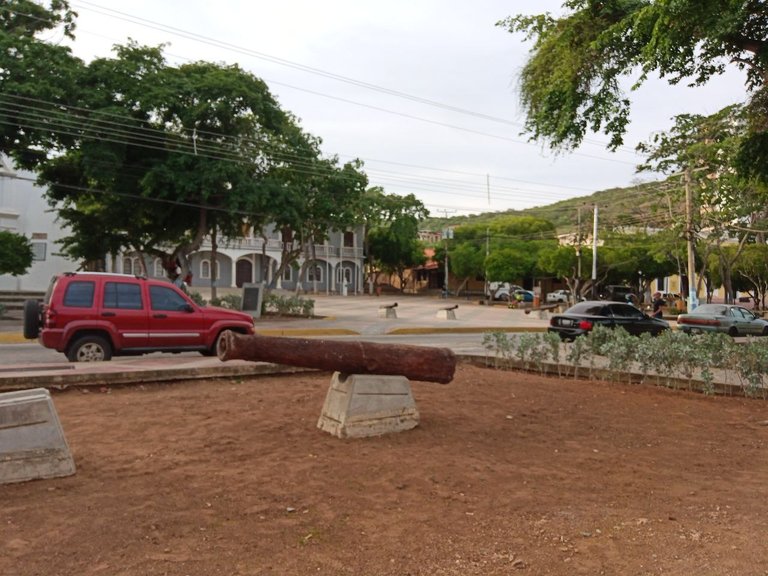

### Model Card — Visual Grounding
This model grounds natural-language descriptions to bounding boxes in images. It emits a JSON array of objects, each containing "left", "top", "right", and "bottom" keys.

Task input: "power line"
[
  {"left": 68, "top": 0, "right": 641, "bottom": 156},
  {"left": 1, "top": 93, "right": 653, "bottom": 208}
]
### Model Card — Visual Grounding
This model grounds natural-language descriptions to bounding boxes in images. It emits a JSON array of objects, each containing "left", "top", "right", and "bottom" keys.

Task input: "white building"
[{"left": 0, "top": 159, "right": 75, "bottom": 292}]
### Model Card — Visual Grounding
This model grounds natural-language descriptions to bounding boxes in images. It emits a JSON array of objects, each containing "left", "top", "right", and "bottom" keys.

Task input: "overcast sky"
[{"left": 61, "top": 0, "right": 748, "bottom": 216}]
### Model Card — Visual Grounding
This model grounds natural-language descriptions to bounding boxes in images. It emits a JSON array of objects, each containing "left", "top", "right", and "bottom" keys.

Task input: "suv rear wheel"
[
  {"left": 67, "top": 335, "right": 113, "bottom": 362},
  {"left": 23, "top": 299, "right": 42, "bottom": 339}
]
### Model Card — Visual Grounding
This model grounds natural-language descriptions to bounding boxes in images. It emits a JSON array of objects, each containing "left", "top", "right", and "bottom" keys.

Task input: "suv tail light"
[{"left": 44, "top": 307, "right": 56, "bottom": 328}]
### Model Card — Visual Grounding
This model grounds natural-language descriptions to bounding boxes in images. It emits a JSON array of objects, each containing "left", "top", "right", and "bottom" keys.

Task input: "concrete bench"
[
  {"left": 378, "top": 302, "right": 398, "bottom": 319},
  {"left": 0, "top": 388, "right": 76, "bottom": 485},
  {"left": 436, "top": 304, "right": 458, "bottom": 320}
]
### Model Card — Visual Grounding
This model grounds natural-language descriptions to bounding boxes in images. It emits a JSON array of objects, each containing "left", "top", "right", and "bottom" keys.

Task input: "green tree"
[
  {"left": 444, "top": 224, "right": 489, "bottom": 294},
  {"left": 0, "top": 1, "right": 83, "bottom": 167},
  {"left": 359, "top": 189, "right": 429, "bottom": 291},
  {"left": 731, "top": 243, "right": 768, "bottom": 308},
  {"left": 367, "top": 226, "right": 426, "bottom": 293},
  {"left": 498, "top": 1, "right": 767, "bottom": 154},
  {"left": 0, "top": 230, "right": 33, "bottom": 275},
  {"left": 637, "top": 105, "right": 768, "bottom": 301},
  {"left": 537, "top": 244, "right": 592, "bottom": 299},
  {"left": 485, "top": 216, "right": 558, "bottom": 287}
]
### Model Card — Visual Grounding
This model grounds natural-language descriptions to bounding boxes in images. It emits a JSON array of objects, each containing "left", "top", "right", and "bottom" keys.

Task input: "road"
[{"left": 0, "top": 332, "right": 504, "bottom": 367}]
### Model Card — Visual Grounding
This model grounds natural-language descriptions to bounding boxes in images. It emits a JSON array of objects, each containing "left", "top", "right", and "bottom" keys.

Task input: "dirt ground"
[{"left": 4, "top": 363, "right": 768, "bottom": 576}]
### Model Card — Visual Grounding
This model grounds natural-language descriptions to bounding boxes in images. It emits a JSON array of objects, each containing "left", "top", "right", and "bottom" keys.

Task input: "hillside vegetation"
[{"left": 423, "top": 179, "right": 683, "bottom": 235}]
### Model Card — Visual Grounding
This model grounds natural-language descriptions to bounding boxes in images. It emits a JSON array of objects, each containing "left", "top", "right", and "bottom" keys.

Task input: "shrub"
[
  {"left": 264, "top": 293, "right": 315, "bottom": 317},
  {"left": 188, "top": 291, "right": 206, "bottom": 306},
  {"left": 209, "top": 294, "right": 242, "bottom": 310},
  {"left": 479, "top": 326, "right": 768, "bottom": 398}
]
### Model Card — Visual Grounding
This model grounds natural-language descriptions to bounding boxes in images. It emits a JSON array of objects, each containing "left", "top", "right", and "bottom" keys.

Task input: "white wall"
[{"left": 0, "top": 161, "right": 78, "bottom": 292}]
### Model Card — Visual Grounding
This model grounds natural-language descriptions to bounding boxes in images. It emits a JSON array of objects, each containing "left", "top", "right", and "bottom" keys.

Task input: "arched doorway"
[{"left": 235, "top": 259, "right": 253, "bottom": 287}]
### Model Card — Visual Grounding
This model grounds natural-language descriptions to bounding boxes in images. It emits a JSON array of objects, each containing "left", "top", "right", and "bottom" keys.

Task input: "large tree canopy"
[
  {"left": 498, "top": 1, "right": 767, "bottom": 152},
  {"left": 0, "top": 1, "right": 370, "bottom": 281}
]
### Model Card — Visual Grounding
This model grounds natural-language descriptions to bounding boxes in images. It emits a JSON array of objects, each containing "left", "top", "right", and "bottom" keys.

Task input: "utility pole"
[
  {"left": 591, "top": 204, "right": 598, "bottom": 299},
  {"left": 485, "top": 175, "right": 490, "bottom": 299},
  {"left": 574, "top": 206, "right": 581, "bottom": 282},
  {"left": 684, "top": 168, "right": 698, "bottom": 311},
  {"left": 439, "top": 209, "right": 456, "bottom": 298}
]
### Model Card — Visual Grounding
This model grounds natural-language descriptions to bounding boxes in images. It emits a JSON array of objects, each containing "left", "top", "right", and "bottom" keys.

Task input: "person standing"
[{"left": 651, "top": 292, "right": 665, "bottom": 318}]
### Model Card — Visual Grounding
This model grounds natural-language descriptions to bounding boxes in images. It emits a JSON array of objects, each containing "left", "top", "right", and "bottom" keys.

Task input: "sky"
[{"left": 57, "top": 0, "right": 749, "bottom": 217}]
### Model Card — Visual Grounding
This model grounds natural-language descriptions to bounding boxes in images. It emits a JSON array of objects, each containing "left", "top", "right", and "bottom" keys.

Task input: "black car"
[{"left": 548, "top": 300, "right": 670, "bottom": 341}]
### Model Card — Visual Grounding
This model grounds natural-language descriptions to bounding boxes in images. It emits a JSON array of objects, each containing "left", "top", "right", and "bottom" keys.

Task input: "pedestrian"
[{"left": 651, "top": 291, "right": 665, "bottom": 318}]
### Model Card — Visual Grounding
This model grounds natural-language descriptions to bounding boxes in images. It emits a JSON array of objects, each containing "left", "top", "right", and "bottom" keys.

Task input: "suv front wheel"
[{"left": 67, "top": 335, "right": 113, "bottom": 362}]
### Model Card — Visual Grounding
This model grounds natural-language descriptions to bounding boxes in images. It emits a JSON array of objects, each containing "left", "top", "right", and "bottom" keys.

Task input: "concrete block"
[
  {"left": 0, "top": 388, "right": 76, "bottom": 485},
  {"left": 378, "top": 307, "right": 397, "bottom": 319},
  {"left": 317, "top": 372, "right": 419, "bottom": 438},
  {"left": 436, "top": 308, "right": 457, "bottom": 320}
]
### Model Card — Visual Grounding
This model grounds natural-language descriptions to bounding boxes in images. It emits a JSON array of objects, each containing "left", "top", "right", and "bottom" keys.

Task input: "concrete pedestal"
[
  {"left": 0, "top": 388, "right": 76, "bottom": 485},
  {"left": 317, "top": 372, "right": 419, "bottom": 438},
  {"left": 378, "top": 306, "right": 398, "bottom": 319}
]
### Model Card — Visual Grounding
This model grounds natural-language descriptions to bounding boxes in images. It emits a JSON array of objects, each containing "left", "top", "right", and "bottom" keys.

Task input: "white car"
[
  {"left": 492, "top": 284, "right": 525, "bottom": 301},
  {"left": 546, "top": 289, "right": 571, "bottom": 303}
]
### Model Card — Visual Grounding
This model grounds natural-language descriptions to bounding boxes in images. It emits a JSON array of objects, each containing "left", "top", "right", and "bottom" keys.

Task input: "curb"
[
  {"left": 0, "top": 332, "right": 28, "bottom": 344},
  {"left": 0, "top": 363, "right": 315, "bottom": 392}
]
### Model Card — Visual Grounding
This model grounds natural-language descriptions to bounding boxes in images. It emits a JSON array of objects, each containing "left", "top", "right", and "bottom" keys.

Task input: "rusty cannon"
[{"left": 217, "top": 331, "right": 456, "bottom": 384}]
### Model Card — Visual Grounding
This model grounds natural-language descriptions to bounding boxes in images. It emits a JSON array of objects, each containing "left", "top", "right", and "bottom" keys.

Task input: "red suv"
[{"left": 23, "top": 272, "right": 255, "bottom": 362}]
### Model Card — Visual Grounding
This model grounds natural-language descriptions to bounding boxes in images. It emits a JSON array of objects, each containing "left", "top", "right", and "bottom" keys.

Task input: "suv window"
[
  {"left": 150, "top": 285, "right": 189, "bottom": 311},
  {"left": 63, "top": 281, "right": 95, "bottom": 307},
  {"left": 103, "top": 282, "right": 143, "bottom": 310}
]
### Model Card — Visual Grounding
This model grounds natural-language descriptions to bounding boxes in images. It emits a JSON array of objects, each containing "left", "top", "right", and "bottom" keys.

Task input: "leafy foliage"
[
  {"left": 0, "top": 230, "right": 33, "bottom": 276},
  {"left": 481, "top": 328, "right": 762, "bottom": 396},
  {"left": 263, "top": 293, "right": 315, "bottom": 317},
  {"left": 498, "top": 1, "right": 768, "bottom": 152}
]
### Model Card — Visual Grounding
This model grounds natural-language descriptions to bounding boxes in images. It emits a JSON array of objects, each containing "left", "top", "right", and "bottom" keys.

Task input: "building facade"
[
  {"left": 0, "top": 159, "right": 75, "bottom": 292},
  {"left": 116, "top": 225, "right": 365, "bottom": 295}
]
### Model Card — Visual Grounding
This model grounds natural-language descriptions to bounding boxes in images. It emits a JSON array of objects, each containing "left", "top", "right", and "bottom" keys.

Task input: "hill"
[{"left": 422, "top": 178, "right": 682, "bottom": 235}]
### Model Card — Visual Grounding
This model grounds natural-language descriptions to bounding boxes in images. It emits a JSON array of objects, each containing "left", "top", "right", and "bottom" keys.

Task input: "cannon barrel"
[{"left": 217, "top": 332, "right": 456, "bottom": 384}]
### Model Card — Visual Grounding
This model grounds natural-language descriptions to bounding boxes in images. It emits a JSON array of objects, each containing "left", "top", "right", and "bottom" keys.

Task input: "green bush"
[
  {"left": 209, "top": 294, "right": 242, "bottom": 310},
  {"left": 188, "top": 290, "right": 206, "bottom": 306},
  {"left": 264, "top": 293, "right": 315, "bottom": 317},
  {"left": 480, "top": 328, "right": 768, "bottom": 398}
]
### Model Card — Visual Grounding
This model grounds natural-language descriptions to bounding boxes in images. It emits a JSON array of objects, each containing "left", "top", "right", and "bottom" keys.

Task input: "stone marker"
[
  {"left": 317, "top": 372, "right": 419, "bottom": 438},
  {"left": 0, "top": 388, "right": 76, "bottom": 485},
  {"left": 378, "top": 302, "right": 398, "bottom": 319},
  {"left": 436, "top": 304, "right": 458, "bottom": 320}
]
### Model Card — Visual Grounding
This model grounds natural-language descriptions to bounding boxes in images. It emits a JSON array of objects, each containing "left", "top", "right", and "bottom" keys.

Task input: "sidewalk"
[{"left": 0, "top": 294, "right": 549, "bottom": 389}]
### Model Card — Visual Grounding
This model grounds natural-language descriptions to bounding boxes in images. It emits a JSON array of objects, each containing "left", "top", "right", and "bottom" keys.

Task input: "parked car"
[
  {"left": 23, "top": 272, "right": 255, "bottom": 362},
  {"left": 492, "top": 284, "right": 525, "bottom": 301},
  {"left": 512, "top": 289, "right": 534, "bottom": 303},
  {"left": 546, "top": 289, "right": 571, "bottom": 303},
  {"left": 548, "top": 300, "right": 669, "bottom": 341},
  {"left": 676, "top": 304, "right": 768, "bottom": 337},
  {"left": 599, "top": 285, "right": 635, "bottom": 302}
]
